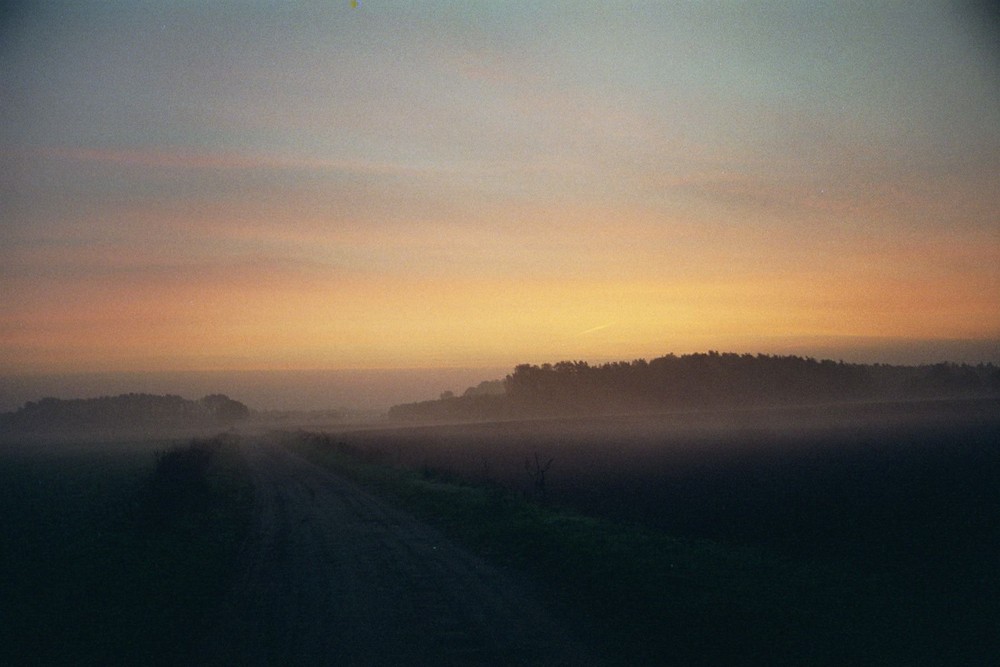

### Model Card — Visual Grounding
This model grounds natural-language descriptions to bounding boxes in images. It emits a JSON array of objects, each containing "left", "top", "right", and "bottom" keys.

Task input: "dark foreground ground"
[
  {"left": 0, "top": 433, "right": 599, "bottom": 666},
  {"left": 0, "top": 436, "right": 251, "bottom": 665},
  {"left": 2, "top": 398, "right": 997, "bottom": 665}
]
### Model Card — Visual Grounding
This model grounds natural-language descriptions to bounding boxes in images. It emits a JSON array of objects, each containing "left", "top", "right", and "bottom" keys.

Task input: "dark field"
[
  {"left": 0, "top": 436, "right": 252, "bottom": 666},
  {"left": 312, "top": 398, "right": 1000, "bottom": 663},
  {"left": 3, "top": 398, "right": 997, "bottom": 665},
  {"left": 334, "top": 399, "right": 1000, "bottom": 547}
]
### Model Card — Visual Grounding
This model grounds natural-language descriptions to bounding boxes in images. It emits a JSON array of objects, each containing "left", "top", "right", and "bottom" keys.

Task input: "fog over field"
[{"left": 0, "top": 367, "right": 509, "bottom": 414}]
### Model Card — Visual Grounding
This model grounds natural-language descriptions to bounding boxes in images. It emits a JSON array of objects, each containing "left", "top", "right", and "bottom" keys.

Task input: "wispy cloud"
[{"left": 575, "top": 323, "right": 614, "bottom": 337}]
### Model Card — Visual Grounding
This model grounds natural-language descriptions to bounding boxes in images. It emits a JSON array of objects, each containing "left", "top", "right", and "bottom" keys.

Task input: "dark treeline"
[
  {"left": 389, "top": 352, "right": 1000, "bottom": 421},
  {"left": 0, "top": 393, "right": 250, "bottom": 433}
]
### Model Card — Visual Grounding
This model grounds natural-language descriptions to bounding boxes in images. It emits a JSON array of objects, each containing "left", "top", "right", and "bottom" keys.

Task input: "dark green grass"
[{"left": 0, "top": 435, "right": 253, "bottom": 666}]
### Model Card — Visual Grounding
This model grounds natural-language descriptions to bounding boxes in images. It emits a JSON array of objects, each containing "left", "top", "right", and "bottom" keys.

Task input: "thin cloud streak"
[{"left": 575, "top": 324, "right": 615, "bottom": 337}]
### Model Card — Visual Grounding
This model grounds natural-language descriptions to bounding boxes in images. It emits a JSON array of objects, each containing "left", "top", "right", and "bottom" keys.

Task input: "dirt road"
[{"left": 197, "top": 441, "right": 599, "bottom": 666}]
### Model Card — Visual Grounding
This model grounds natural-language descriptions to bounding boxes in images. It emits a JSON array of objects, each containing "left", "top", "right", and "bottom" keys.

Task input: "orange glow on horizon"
[{"left": 3, "top": 253, "right": 997, "bottom": 373}]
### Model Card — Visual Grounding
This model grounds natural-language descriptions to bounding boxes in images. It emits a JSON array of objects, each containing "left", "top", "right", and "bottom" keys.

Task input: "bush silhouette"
[{"left": 138, "top": 439, "right": 220, "bottom": 528}]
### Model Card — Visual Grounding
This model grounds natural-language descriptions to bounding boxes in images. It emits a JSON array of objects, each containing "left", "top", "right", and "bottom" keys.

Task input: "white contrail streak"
[{"left": 575, "top": 323, "right": 613, "bottom": 337}]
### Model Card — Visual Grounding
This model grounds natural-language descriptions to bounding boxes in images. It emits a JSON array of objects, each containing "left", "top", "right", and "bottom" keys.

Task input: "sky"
[{"left": 2, "top": 1, "right": 999, "bottom": 379}]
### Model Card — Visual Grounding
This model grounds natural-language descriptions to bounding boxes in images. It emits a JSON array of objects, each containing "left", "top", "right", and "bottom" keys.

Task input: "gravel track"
[{"left": 197, "top": 440, "right": 599, "bottom": 666}]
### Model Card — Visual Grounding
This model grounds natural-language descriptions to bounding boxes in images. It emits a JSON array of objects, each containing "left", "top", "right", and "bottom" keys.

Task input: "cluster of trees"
[
  {"left": 387, "top": 393, "right": 506, "bottom": 423},
  {"left": 388, "top": 352, "right": 1000, "bottom": 422},
  {"left": 0, "top": 393, "right": 250, "bottom": 432},
  {"left": 388, "top": 379, "right": 505, "bottom": 422},
  {"left": 505, "top": 354, "right": 866, "bottom": 413}
]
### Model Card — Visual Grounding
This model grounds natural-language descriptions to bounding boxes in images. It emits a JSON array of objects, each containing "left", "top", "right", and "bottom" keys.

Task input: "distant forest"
[
  {"left": 0, "top": 393, "right": 250, "bottom": 433},
  {"left": 388, "top": 352, "right": 1000, "bottom": 422}
]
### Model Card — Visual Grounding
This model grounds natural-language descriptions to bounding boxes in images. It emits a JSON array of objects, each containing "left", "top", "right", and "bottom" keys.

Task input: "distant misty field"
[
  {"left": 333, "top": 399, "right": 1000, "bottom": 544},
  {"left": 305, "top": 398, "right": 1000, "bottom": 662}
]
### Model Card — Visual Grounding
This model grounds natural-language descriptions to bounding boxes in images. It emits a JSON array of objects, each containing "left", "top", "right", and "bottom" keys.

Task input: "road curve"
[{"left": 197, "top": 440, "right": 599, "bottom": 666}]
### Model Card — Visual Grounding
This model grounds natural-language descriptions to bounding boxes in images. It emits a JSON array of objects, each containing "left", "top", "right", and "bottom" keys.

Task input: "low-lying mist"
[
  {"left": 320, "top": 398, "right": 1000, "bottom": 556},
  {"left": 0, "top": 367, "right": 509, "bottom": 414}
]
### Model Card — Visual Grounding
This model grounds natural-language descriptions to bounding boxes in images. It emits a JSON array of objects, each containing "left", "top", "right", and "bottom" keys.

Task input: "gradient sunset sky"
[{"left": 2, "top": 1, "right": 998, "bottom": 374}]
